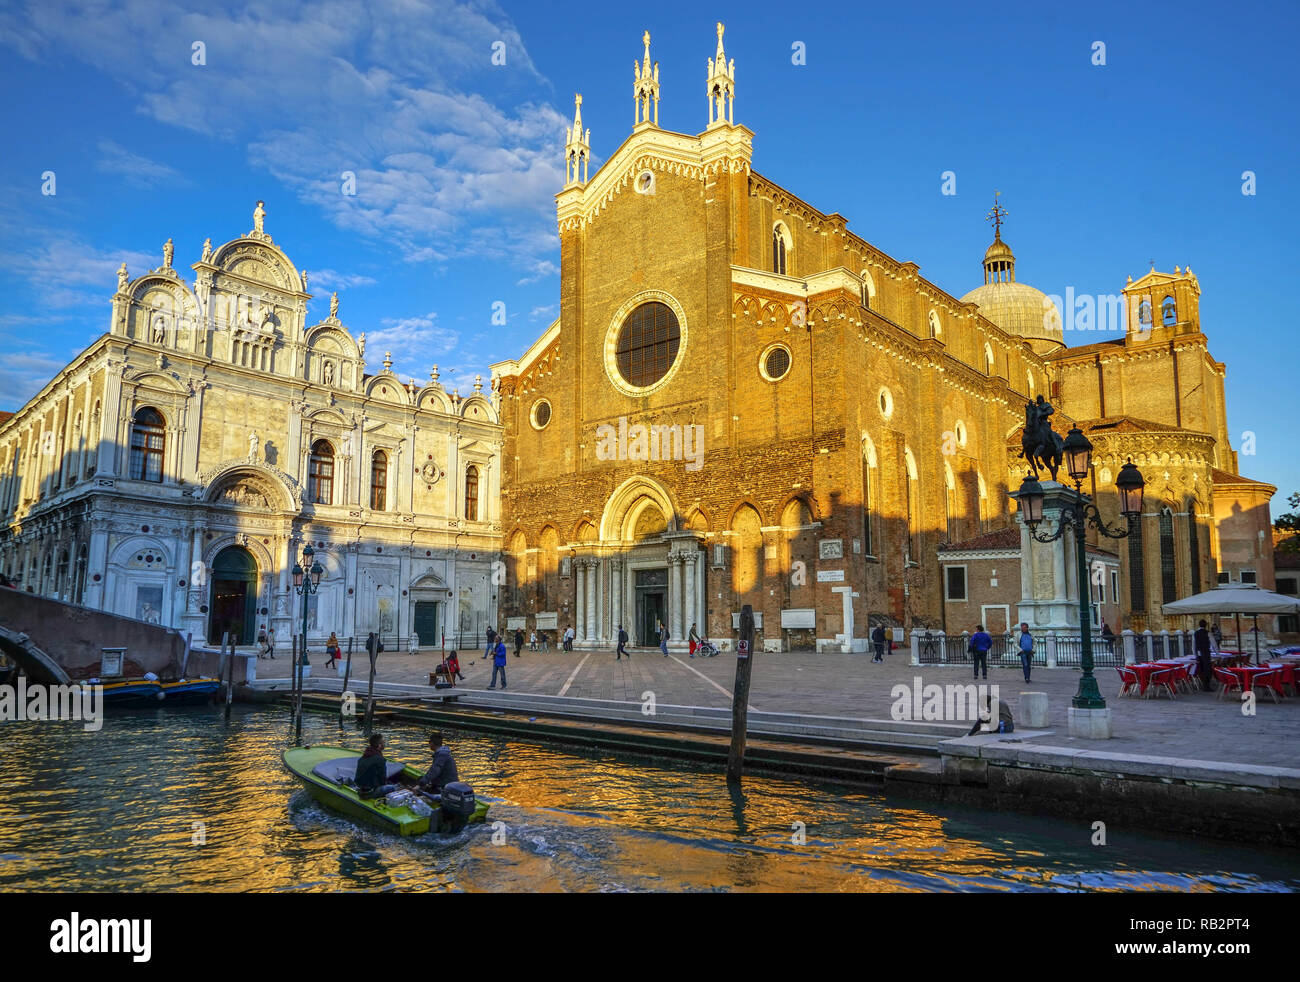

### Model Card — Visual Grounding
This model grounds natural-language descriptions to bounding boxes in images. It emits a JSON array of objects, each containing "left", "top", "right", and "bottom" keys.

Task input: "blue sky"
[{"left": 1, "top": 0, "right": 1297, "bottom": 500}]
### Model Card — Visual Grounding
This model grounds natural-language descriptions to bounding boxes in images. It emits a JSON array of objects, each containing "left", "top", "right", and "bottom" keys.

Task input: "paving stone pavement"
[{"left": 306, "top": 644, "right": 1300, "bottom": 769}]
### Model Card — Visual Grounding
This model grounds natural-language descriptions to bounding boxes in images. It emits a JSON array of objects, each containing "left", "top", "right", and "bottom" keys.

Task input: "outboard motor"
[{"left": 439, "top": 782, "right": 476, "bottom": 833}]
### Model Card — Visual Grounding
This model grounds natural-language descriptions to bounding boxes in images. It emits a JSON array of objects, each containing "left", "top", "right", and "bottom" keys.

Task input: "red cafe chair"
[
  {"left": 1147, "top": 668, "right": 1177, "bottom": 700},
  {"left": 1214, "top": 667, "right": 1242, "bottom": 701},
  {"left": 1116, "top": 666, "right": 1140, "bottom": 698}
]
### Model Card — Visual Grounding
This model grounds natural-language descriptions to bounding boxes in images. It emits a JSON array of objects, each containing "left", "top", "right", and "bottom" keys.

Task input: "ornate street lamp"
[
  {"left": 292, "top": 542, "right": 324, "bottom": 669},
  {"left": 1017, "top": 434, "right": 1145, "bottom": 710}
]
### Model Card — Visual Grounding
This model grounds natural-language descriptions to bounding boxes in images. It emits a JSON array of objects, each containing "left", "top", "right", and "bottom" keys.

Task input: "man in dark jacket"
[
  {"left": 355, "top": 733, "right": 394, "bottom": 798},
  {"left": 417, "top": 730, "right": 459, "bottom": 793},
  {"left": 513, "top": 628, "right": 524, "bottom": 658},
  {"left": 616, "top": 624, "right": 629, "bottom": 660},
  {"left": 871, "top": 624, "right": 886, "bottom": 663},
  {"left": 1194, "top": 619, "right": 1215, "bottom": 691}
]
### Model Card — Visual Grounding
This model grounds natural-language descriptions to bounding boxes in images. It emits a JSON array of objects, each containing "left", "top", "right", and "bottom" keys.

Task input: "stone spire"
[
  {"left": 633, "top": 30, "right": 660, "bottom": 128},
  {"left": 706, "top": 22, "right": 735, "bottom": 128},
  {"left": 565, "top": 93, "right": 591, "bottom": 186}
]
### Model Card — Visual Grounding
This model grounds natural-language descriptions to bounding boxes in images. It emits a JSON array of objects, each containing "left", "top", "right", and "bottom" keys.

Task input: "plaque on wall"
[
  {"left": 816, "top": 569, "right": 845, "bottom": 582},
  {"left": 780, "top": 608, "right": 816, "bottom": 629},
  {"left": 536, "top": 612, "right": 558, "bottom": 630},
  {"left": 506, "top": 616, "right": 526, "bottom": 630},
  {"left": 819, "top": 539, "right": 844, "bottom": 560}
]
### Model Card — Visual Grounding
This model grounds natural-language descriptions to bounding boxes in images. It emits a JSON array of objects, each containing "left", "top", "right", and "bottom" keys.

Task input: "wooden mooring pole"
[
  {"left": 363, "top": 633, "right": 378, "bottom": 738},
  {"left": 219, "top": 632, "right": 231, "bottom": 717},
  {"left": 340, "top": 637, "right": 354, "bottom": 721},
  {"left": 726, "top": 605, "right": 755, "bottom": 783}
]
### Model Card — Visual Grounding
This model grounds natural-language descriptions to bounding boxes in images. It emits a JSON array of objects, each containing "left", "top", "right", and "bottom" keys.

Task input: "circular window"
[
  {"left": 604, "top": 292, "right": 688, "bottom": 397},
  {"left": 954, "top": 420, "right": 967, "bottom": 448},
  {"left": 760, "top": 345, "right": 791, "bottom": 382},
  {"left": 531, "top": 399, "right": 552, "bottom": 430},
  {"left": 878, "top": 387, "right": 894, "bottom": 419}
]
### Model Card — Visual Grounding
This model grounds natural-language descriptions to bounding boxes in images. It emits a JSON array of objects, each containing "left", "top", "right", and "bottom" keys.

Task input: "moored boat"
[
  {"left": 160, "top": 677, "right": 220, "bottom": 704},
  {"left": 98, "top": 678, "right": 165, "bottom": 706},
  {"left": 282, "top": 744, "right": 490, "bottom": 836}
]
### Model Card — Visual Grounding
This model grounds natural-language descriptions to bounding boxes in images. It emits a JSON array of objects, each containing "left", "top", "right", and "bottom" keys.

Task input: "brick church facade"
[{"left": 492, "top": 25, "right": 1275, "bottom": 651}]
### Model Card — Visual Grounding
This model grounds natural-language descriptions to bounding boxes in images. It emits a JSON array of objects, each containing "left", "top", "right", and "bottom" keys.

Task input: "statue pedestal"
[
  {"left": 1068, "top": 706, "right": 1113, "bottom": 740},
  {"left": 1011, "top": 481, "right": 1084, "bottom": 634}
]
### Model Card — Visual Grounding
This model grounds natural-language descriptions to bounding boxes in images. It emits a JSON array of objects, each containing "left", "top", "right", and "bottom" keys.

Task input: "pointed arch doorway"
[{"left": 209, "top": 546, "right": 258, "bottom": 645}]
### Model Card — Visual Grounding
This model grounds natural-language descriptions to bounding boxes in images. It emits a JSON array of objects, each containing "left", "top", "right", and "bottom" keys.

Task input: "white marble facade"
[{"left": 0, "top": 205, "right": 503, "bottom": 649}]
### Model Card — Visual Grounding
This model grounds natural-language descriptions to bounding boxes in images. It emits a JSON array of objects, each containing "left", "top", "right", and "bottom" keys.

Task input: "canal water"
[{"left": 0, "top": 706, "right": 1297, "bottom": 892}]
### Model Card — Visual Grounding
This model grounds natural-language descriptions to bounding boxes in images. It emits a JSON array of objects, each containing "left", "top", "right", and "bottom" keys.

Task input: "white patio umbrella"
[{"left": 1162, "top": 584, "right": 1300, "bottom": 663}]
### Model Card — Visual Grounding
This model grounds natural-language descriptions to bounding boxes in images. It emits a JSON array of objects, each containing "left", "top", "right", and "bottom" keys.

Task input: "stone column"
[
  {"left": 668, "top": 554, "right": 683, "bottom": 642},
  {"left": 575, "top": 560, "right": 586, "bottom": 641},
  {"left": 584, "top": 559, "right": 596, "bottom": 642},
  {"left": 683, "top": 549, "right": 697, "bottom": 638},
  {"left": 84, "top": 526, "right": 110, "bottom": 610},
  {"left": 610, "top": 558, "right": 623, "bottom": 636},
  {"left": 96, "top": 363, "right": 123, "bottom": 478}
]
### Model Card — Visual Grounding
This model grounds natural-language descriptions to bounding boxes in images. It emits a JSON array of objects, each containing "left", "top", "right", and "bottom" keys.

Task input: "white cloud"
[
  {"left": 528, "top": 303, "right": 557, "bottom": 321},
  {"left": 305, "top": 269, "right": 377, "bottom": 292},
  {"left": 0, "top": 349, "right": 79, "bottom": 411},
  {"left": 96, "top": 140, "right": 189, "bottom": 188},
  {"left": 0, "top": 1, "right": 567, "bottom": 276},
  {"left": 0, "top": 235, "right": 157, "bottom": 309}
]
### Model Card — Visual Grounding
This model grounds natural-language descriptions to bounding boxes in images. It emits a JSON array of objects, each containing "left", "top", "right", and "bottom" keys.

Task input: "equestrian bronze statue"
[{"left": 1020, "top": 395, "right": 1063, "bottom": 481}]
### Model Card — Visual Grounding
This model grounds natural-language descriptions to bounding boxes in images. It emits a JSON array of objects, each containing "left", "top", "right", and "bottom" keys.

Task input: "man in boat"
[
  {"left": 417, "top": 730, "right": 459, "bottom": 794},
  {"left": 355, "top": 733, "right": 396, "bottom": 798}
]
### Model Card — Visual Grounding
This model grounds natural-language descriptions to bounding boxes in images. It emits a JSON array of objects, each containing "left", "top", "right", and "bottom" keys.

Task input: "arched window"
[
  {"left": 984, "top": 343, "right": 995, "bottom": 376},
  {"left": 370, "top": 450, "right": 388, "bottom": 511},
  {"left": 861, "top": 438, "right": 876, "bottom": 557},
  {"left": 944, "top": 463, "right": 958, "bottom": 543},
  {"left": 1187, "top": 504, "right": 1202, "bottom": 594},
  {"left": 308, "top": 440, "right": 334, "bottom": 505},
  {"left": 860, "top": 269, "right": 876, "bottom": 309},
  {"left": 1128, "top": 515, "right": 1146, "bottom": 613},
  {"left": 74, "top": 544, "right": 87, "bottom": 604},
  {"left": 1161, "top": 296, "right": 1176, "bottom": 325},
  {"left": 464, "top": 465, "right": 480, "bottom": 521},
  {"left": 129, "top": 407, "right": 165, "bottom": 482},
  {"left": 904, "top": 448, "right": 920, "bottom": 561},
  {"left": 772, "top": 224, "right": 788, "bottom": 275},
  {"left": 1159, "top": 507, "right": 1177, "bottom": 605},
  {"left": 1138, "top": 299, "right": 1153, "bottom": 325},
  {"left": 55, "top": 549, "right": 68, "bottom": 598}
]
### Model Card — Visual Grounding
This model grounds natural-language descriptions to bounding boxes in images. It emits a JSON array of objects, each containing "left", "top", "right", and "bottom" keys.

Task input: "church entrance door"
[
  {"left": 634, "top": 567, "right": 668, "bottom": 646},
  {"left": 413, "top": 602, "right": 439, "bottom": 649},
  {"left": 209, "top": 546, "right": 257, "bottom": 645}
]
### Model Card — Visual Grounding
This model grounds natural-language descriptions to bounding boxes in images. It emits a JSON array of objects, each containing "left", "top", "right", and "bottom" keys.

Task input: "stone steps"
[{"left": 254, "top": 677, "right": 966, "bottom": 753}]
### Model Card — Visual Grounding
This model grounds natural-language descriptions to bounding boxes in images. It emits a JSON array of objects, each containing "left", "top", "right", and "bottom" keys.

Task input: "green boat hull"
[{"left": 283, "top": 744, "right": 490, "bottom": 837}]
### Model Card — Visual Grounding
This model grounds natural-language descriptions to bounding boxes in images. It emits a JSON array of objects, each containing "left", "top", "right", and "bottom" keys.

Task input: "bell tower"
[
  {"left": 706, "top": 22, "right": 735, "bottom": 128},
  {"left": 633, "top": 30, "right": 660, "bottom": 128},
  {"left": 1122, "top": 265, "right": 1202, "bottom": 340}
]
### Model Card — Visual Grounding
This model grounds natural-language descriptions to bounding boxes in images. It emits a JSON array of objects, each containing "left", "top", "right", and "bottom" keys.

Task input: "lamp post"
[
  {"left": 1016, "top": 429, "right": 1145, "bottom": 709},
  {"left": 290, "top": 543, "right": 323, "bottom": 732}
]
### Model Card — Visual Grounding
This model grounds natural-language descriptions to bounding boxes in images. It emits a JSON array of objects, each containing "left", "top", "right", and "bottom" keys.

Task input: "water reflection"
[{"left": 0, "top": 706, "right": 1295, "bottom": 892}]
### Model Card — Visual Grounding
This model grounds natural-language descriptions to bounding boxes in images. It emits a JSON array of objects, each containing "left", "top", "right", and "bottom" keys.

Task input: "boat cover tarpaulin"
[{"left": 312, "top": 757, "right": 406, "bottom": 785}]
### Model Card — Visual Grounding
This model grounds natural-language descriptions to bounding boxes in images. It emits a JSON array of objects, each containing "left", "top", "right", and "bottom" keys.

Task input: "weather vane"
[{"left": 986, "top": 190, "right": 1008, "bottom": 238}]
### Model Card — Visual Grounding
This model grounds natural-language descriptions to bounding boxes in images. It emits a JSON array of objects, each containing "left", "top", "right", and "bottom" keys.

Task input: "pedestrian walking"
[
  {"left": 325, "top": 631, "right": 340, "bottom": 670},
  {"left": 659, "top": 621, "right": 669, "bottom": 657},
  {"left": 529, "top": 630, "right": 537, "bottom": 652},
  {"left": 969, "top": 624, "right": 992, "bottom": 680},
  {"left": 488, "top": 637, "right": 508, "bottom": 689},
  {"left": 688, "top": 622, "right": 701, "bottom": 658},
  {"left": 871, "top": 623, "right": 886, "bottom": 663},
  {"left": 514, "top": 628, "right": 524, "bottom": 658},
  {"left": 540, "top": 630, "right": 550, "bottom": 653},
  {"left": 563, "top": 625, "right": 575, "bottom": 651},
  {"left": 483, "top": 626, "right": 495, "bottom": 660},
  {"left": 616, "top": 624, "right": 629, "bottom": 660},
  {"left": 1017, "top": 623, "right": 1034, "bottom": 683},
  {"left": 257, "top": 624, "right": 271, "bottom": 659}
]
